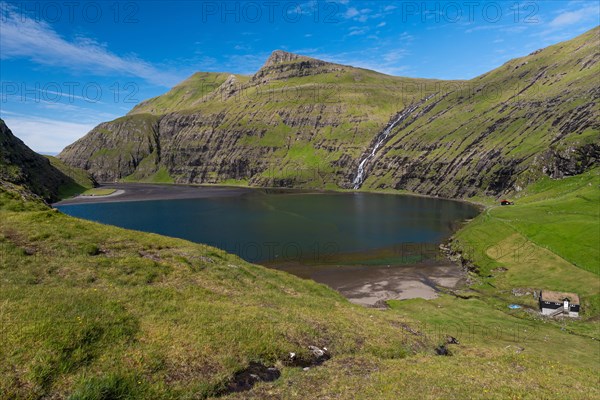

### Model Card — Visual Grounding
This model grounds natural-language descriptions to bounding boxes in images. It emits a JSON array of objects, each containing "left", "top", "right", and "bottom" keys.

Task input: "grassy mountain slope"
[
  {"left": 129, "top": 72, "right": 251, "bottom": 115},
  {"left": 59, "top": 28, "right": 599, "bottom": 197},
  {"left": 366, "top": 27, "right": 599, "bottom": 197},
  {"left": 58, "top": 114, "right": 161, "bottom": 183},
  {"left": 58, "top": 52, "right": 450, "bottom": 187},
  {"left": 0, "top": 120, "right": 94, "bottom": 202},
  {"left": 45, "top": 156, "right": 96, "bottom": 198}
]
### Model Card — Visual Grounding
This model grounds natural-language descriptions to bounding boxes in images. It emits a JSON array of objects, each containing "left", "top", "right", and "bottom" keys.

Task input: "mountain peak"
[
  {"left": 252, "top": 50, "right": 344, "bottom": 83},
  {"left": 263, "top": 50, "right": 306, "bottom": 67}
]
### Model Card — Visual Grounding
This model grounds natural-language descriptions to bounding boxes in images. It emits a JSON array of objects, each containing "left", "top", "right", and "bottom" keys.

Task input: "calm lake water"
[{"left": 56, "top": 188, "right": 479, "bottom": 264}]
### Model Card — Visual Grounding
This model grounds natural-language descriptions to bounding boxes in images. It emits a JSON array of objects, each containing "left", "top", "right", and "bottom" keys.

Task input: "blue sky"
[{"left": 1, "top": 0, "right": 598, "bottom": 153}]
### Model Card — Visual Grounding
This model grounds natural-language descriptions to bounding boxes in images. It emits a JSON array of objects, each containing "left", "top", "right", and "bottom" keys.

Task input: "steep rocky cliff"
[
  {"left": 59, "top": 27, "right": 600, "bottom": 198},
  {"left": 61, "top": 51, "right": 433, "bottom": 185},
  {"left": 0, "top": 120, "right": 94, "bottom": 202},
  {"left": 58, "top": 114, "right": 160, "bottom": 182}
]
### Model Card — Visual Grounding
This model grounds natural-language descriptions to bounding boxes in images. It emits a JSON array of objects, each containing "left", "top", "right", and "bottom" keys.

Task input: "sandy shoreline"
[
  {"left": 267, "top": 259, "right": 466, "bottom": 306},
  {"left": 77, "top": 189, "right": 125, "bottom": 199},
  {"left": 53, "top": 183, "right": 253, "bottom": 205}
]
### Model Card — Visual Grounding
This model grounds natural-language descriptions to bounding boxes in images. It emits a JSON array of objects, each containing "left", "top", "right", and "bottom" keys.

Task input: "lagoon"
[{"left": 56, "top": 184, "right": 480, "bottom": 304}]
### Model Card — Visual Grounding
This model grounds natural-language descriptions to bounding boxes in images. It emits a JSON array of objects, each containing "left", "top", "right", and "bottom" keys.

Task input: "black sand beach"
[{"left": 53, "top": 183, "right": 253, "bottom": 205}]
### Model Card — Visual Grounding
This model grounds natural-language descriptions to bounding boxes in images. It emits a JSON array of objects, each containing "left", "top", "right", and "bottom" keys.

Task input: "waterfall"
[{"left": 352, "top": 95, "right": 435, "bottom": 190}]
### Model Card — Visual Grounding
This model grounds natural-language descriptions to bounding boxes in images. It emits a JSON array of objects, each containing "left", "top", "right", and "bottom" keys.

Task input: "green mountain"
[
  {"left": 0, "top": 119, "right": 94, "bottom": 203},
  {"left": 59, "top": 28, "right": 599, "bottom": 197}
]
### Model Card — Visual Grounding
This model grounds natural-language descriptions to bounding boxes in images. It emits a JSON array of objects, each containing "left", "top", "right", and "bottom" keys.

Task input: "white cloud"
[
  {"left": 532, "top": 4, "right": 598, "bottom": 41},
  {"left": 382, "top": 50, "right": 408, "bottom": 64},
  {"left": 377, "top": 22, "right": 386, "bottom": 28},
  {"left": 234, "top": 44, "right": 252, "bottom": 51},
  {"left": 1, "top": 112, "right": 97, "bottom": 153},
  {"left": 399, "top": 32, "right": 414, "bottom": 42},
  {"left": 349, "top": 28, "right": 368, "bottom": 36},
  {"left": 291, "top": 48, "right": 321, "bottom": 55},
  {"left": 549, "top": 5, "right": 599, "bottom": 28},
  {"left": 344, "top": 7, "right": 373, "bottom": 22},
  {"left": 345, "top": 7, "right": 360, "bottom": 18},
  {"left": 353, "top": 61, "right": 410, "bottom": 76},
  {"left": 0, "top": 2, "right": 183, "bottom": 87}
]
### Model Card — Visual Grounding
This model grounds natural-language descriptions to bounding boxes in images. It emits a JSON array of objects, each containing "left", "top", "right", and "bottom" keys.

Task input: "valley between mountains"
[{"left": 0, "top": 26, "right": 598, "bottom": 400}]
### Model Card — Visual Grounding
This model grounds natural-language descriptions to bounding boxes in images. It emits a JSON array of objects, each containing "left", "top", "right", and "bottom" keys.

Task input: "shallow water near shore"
[{"left": 56, "top": 184, "right": 480, "bottom": 304}]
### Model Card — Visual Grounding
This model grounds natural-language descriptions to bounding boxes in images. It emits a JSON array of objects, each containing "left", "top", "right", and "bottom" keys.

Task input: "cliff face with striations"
[
  {"left": 59, "top": 114, "right": 160, "bottom": 183},
  {"left": 60, "top": 50, "right": 427, "bottom": 186},
  {"left": 59, "top": 28, "right": 600, "bottom": 198}
]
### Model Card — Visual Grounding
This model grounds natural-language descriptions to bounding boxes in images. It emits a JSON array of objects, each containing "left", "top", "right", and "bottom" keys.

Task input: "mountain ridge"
[
  {"left": 262, "top": 49, "right": 313, "bottom": 67},
  {"left": 59, "top": 27, "right": 600, "bottom": 197}
]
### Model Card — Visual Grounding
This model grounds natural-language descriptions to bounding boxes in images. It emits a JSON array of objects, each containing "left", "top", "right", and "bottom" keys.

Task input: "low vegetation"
[
  {"left": 81, "top": 188, "right": 117, "bottom": 196},
  {"left": 45, "top": 156, "right": 96, "bottom": 198},
  {"left": 1, "top": 184, "right": 431, "bottom": 399},
  {"left": 1, "top": 166, "right": 598, "bottom": 398}
]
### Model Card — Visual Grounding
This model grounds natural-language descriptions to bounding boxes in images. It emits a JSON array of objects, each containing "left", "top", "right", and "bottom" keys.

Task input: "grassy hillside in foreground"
[
  {"left": 1, "top": 172, "right": 600, "bottom": 399},
  {"left": 0, "top": 185, "right": 429, "bottom": 399}
]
